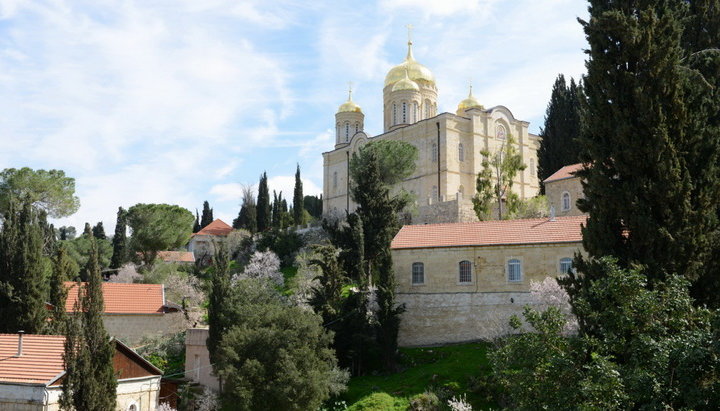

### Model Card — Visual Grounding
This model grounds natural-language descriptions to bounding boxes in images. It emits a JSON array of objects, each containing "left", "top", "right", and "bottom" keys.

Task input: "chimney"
[
  {"left": 549, "top": 206, "right": 556, "bottom": 222},
  {"left": 15, "top": 330, "right": 24, "bottom": 357}
]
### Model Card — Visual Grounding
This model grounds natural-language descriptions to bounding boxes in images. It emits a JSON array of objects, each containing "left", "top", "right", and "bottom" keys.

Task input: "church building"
[{"left": 322, "top": 35, "right": 542, "bottom": 224}]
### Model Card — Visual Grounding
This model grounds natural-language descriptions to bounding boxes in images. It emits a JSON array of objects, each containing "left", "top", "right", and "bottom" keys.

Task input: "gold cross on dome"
[{"left": 347, "top": 81, "right": 353, "bottom": 100}]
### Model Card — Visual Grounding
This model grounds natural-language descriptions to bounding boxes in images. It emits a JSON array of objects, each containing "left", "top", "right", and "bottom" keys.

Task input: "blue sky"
[{"left": 0, "top": 0, "right": 588, "bottom": 231}]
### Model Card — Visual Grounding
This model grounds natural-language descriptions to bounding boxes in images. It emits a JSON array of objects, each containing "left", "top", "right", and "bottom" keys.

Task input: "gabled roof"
[
  {"left": 64, "top": 282, "right": 165, "bottom": 315},
  {"left": 391, "top": 215, "right": 587, "bottom": 250},
  {"left": 0, "top": 334, "right": 162, "bottom": 386},
  {"left": 157, "top": 251, "right": 195, "bottom": 263},
  {"left": 543, "top": 163, "right": 584, "bottom": 183},
  {"left": 193, "top": 219, "right": 233, "bottom": 237}
]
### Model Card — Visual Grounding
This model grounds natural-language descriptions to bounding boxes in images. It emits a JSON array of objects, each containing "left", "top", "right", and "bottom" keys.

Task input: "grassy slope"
[{"left": 342, "top": 343, "right": 493, "bottom": 410}]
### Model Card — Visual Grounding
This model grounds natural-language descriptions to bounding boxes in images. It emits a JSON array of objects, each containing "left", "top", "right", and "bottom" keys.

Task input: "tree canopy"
[
  {"left": 126, "top": 203, "right": 194, "bottom": 264},
  {"left": 349, "top": 140, "right": 418, "bottom": 187},
  {"left": 0, "top": 167, "right": 80, "bottom": 218}
]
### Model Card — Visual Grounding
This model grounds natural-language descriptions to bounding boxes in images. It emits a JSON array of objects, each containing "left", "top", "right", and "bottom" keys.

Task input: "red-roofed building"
[
  {"left": 391, "top": 215, "right": 586, "bottom": 346},
  {"left": 63, "top": 282, "right": 184, "bottom": 345},
  {"left": 0, "top": 333, "right": 162, "bottom": 410},
  {"left": 543, "top": 163, "right": 586, "bottom": 217},
  {"left": 188, "top": 219, "right": 234, "bottom": 263},
  {"left": 157, "top": 251, "right": 195, "bottom": 264}
]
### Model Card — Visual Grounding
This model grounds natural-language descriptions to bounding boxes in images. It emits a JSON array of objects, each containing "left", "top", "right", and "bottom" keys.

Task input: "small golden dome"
[
  {"left": 458, "top": 85, "right": 484, "bottom": 111},
  {"left": 338, "top": 87, "right": 362, "bottom": 113},
  {"left": 384, "top": 41, "right": 436, "bottom": 87},
  {"left": 392, "top": 69, "right": 420, "bottom": 92}
]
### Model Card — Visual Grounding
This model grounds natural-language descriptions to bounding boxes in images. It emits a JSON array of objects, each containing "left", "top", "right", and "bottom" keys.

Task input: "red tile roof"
[
  {"left": 64, "top": 282, "right": 165, "bottom": 314},
  {"left": 391, "top": 215, "right": 587, "bottom": 250},
  {"left": 0, "top": 334, "right": 65, "bottom": 385},
  {"left": 543, "top": 163, "right": 585, "bottom": 183},
  {"left": 193, "top": 219, "right": 233, "bottom": 237},
  {"left": 157, "top": 251, "right": 195, "bottom": 263}
]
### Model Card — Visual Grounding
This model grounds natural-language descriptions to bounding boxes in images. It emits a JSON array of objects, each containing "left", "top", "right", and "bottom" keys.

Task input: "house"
[
  {"left": 156, "top": 251, "right": 195, "bottom": 264},
  {"left": 64, "top": 282, "right": 185, "bottom": 345},
  {"left": 543, "top": 163, "right": 585, "bottom": 217},
  {"left": 188, "top": 219, "right": 234, "bottom": 262},
  {"left": 391, "top": 215, "right": 586, "bottom": 346},
  {"left": 0, "top": 333, "right": 162, "bottom": 411},
  {"left": 184, "top": 328, "right": 219, "bottom": 391}
]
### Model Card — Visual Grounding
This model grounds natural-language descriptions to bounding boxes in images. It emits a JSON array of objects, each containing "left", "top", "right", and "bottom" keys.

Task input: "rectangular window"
[
  {"left": 508, "top": 259, "right": 522, "bottom": 282},
  {"left": 459, "top": 261, "right": 472, "bottom": 283},
  {"left": 559, "top": 258, "right": 573, "bottom": 274},
  {"left": 412, "top": 262, "right": 424, "bottom": 285}
]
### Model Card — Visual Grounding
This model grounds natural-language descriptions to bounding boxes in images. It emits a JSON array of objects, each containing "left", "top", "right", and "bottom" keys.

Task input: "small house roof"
[
  {"left": 157, "top": 251, "right": 195, "bottom": 263},
  {"left": 64, "top": 282, "right": 165, "bottom": 314},
  {"left": 543, "top": 163, "right": 584, "bottom": 183},
  {"left": 193, "top": 219, "right": 233, "bottom": 237}
]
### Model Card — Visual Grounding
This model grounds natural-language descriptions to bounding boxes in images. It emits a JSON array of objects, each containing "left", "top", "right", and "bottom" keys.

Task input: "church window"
[
  {"left": 431, "top": 143, "right": 437, "bottom": 162},
  {"left": 559, "top": 258, "right": 573, "bottom": 274},
  {"left": 459, "top": 261, "right": 472, "bottom": 283},
  {"left": 458, "top": 143, "right": 464, "bottom": 162},
  {"left": 507, "top": 259, "right": 522, "bottom": 282},
  {"left": 402, "top": 102, "right": 407, "bottom": 123},
  {"left": 345, "top": 123, "right": 349, "bottom": 141},
  {"left": 425, "top": 100, "right": 431, "bottom": 118},
  {"left": 355, "top": 123, "right": 359, "bottom": 134},
  {"left": 393, "top": 103, "right": 397, "bottom": 125},
  {"left": 413, "top": 102, "right": 418, "bottom": 122},
  {"left": 562, "top": 192, "right": 571, "bottom": 211},
  {"left": 333, "top": 171, "right": 338, "bottom": 189},
  {"left": 496, "top": 124, "right": 506, "bottom": 140},
  {"left": 412, "top": 262, "right": 424, "bottom": 285}
]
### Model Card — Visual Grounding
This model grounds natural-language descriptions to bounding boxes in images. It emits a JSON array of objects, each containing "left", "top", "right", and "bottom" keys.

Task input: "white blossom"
[
  {"left": 447, "top": 394, "right": 473, "bottom": 411},
  {"left": 529, "top": 276, "right": 578, "bottom": 335},
  {"left": 108, "top": 263, "right": 141, "bottom": 283},
  {"left": 156, "top": 403, "right": 177, "bottom": 411},
  {"left": 195, "top": 387, "right": 220, "bottom": 411},
  {"left": 233, "top": 250, "right": 284, "bottom": 286}
]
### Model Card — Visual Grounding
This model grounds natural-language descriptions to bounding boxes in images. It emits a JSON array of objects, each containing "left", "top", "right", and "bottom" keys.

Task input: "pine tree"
[
  {"left": 193, "top": 209, "right": 201, "bottom": 233},
  {"left": 537, "top": 74, "right": 584, "bottom": 188},
  {"left": 91, "top": 222, "right": 106, "bottom": 240},
  {"left": 293, "top": 164, "right": 304, "bottom": 226},
  {"left": 233, "top": 185, "right": 257, "bottom": 233},
  {"left": 0, "top": 200, "right": 48, "bottom": 334},
  {"left": 256, "top": 172, "right": 271, "bottom": 232},
  {"left": 60, "top": 237, "right": 117, "bottom": 410},
  {"left": 200, "top": 201, "right": 213, "bottom": 229},
  {"left": 564, "top": 1, "right": 720, "bottom": 310},
  {"left": 48, "top": 244, "right": 74, "bottom": 334},
  {"left": 109, "top": 207, "right": 128, "bottom": 270}
]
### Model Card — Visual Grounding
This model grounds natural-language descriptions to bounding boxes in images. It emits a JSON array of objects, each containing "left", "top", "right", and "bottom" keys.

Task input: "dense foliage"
[
  {"left": 256, "top": 172, "right": 271, "bottom": 232},
  {"left": 0, "top": 167, "right": 80, "bottom": 218},
  {"left": 233, "top": 184, "right": 257, "bottom": 233},
  {"left": 109, "top": 207, "right": 128, "bottom": 269},
  {"left": 126, "top": 203, "right": 194, "bottom": 264},
  {"left": 472, "top": 136, "right": 526, "bottom": 220},
  {"left": 293, "top": 164, "right": 305, "bottom": 225}
]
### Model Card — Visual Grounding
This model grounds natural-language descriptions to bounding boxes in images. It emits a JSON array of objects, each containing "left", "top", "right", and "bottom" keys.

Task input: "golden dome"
[
  {"left": 391, "top": 69, "right": 420, "bottom": 92},
  {"left": 338, "top": 87, "right": 362, "bottom": 113},
  {"left": 458, "top": 85, "right": 484, "bottom": 111},
  {"left": 384, "top": 41, "right": 436, "bottom": 87}
]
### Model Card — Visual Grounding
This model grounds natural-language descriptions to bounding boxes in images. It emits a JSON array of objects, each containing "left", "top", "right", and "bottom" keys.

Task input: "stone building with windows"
[
  {"left": 543, "top": 163, "right": 585, "bottom": 217},
  {"left": 322, "top": 35, "right": 542, "bottom": 224},
  {"left": 391, "top": 215, "right": 586, "bottom": 346}
]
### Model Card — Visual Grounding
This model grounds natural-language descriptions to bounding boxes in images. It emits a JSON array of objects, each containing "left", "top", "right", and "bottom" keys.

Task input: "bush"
[
  {"left": 256, "top": 229, "right": 304, "bottom": 266},
  {"left": 408, "top": 391, "right": 441, "bottom": 411},
  {"left": 347, "top": 393, "right": 397, "bottom": 411}
]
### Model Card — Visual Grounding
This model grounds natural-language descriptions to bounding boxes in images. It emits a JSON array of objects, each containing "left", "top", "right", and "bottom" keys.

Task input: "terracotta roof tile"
[
  {"left": 64, "top": 282, "right": 165, "bottom": 314},
  {"left": 157, "top": 251, "right": 195, "bottom": 263},
  {"left": 194, "top": 219, "right": 233, "bottom": 237},
  {"left": 543, "top": 163, "right": 585, "bottom": 183},
  {"left": 391, "top": 215, "right": 587, "bottom": 249},
  {"left": 0, "top": 334, "right": 65, "bottom": 385}
]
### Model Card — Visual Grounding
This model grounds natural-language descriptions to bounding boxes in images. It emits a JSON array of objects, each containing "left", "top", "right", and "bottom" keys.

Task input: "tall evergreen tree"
[
  {"left": 82, "top": 222, "right": 92, "bottom": 237},
  {"left": 0, "top": 200, "right": 48, "bottom": 334},
  {"left": 91, "top": 222, "right": 106, "bottom": 240},
  {"left": 256, "top": 172, "right": 271, "bottom": 232},
  {"left": 293, "top": 164, "right": 304, "bottom": 226},
  {"left": 193, "top": 209, "right": 201, "bottom": 233},
  {"left": 109, "top": 207, "right": 128, "bottom": 270},
  {"left": 233, "top": 185, "right": 257, "bottom": 233},
  {"left": 537, "top": 75, "right": 584, "bottom": 188},
  {"left": 60, "top": 237, "right": 117, "bottom": 410},
  {"left": 564, "top": 0, "right": 720, "bottom": 313},
  {"left": 272, "top": 190, "right": 281, "bottom": 229},
  {"left": 200, "top": 201, "right": 213, "bottom": 228},
  {"left": 304, "top": 195, "right": 323, "bottom": 219},
  {"left": 207, "top": 243, "right": 232, "bottom": 368},
  {"left": 48, "top": 244, "right": 74, "bottom": 334}
]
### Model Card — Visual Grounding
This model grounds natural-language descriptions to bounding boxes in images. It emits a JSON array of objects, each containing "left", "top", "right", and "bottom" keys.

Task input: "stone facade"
[
  {"left": 185, "top": 328, "right": 220, "bottom": 391},
  {"left": 392, "top": 242, "right": 583, "bottom": 346},
  {"left": 103, "top": 313, "right": 185, "bottom": 346},
  {"left": 545, "top": 175, "right": 584, "bottom": 217}
]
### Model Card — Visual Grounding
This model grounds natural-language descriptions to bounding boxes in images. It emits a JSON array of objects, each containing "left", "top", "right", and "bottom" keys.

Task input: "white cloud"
[
  {"left": 380, "top": 0, "right": 497, "bottom": 17},
  {"left": 209, "top": 183, "right": 244, "bottom": 203},
  {"left": 268, "top": 175, "right": 322, "bottom": 205}
]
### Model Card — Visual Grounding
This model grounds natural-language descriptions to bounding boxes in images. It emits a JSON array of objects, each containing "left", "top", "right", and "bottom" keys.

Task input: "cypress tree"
[
  {"left": 200, "top": 201, "right": 213, "bottom": 229},
  {"left": 207, "top": 243, "right": 232, "bottom": 368},
  {"left": 109, "top": 207, "right": 128, "bottom": 270},
  {"left": 233, "top": 185, "right": 257, "bottom": 233},
  {"left": 60, "top": 237, "right": 117, "bottom": 410},
  {"left": 564, "top": 1, "right": 720, "bottom": 311},
  {"left": 48, "top": 244, "right": 74, "bottom": 334},
  {"left": 91, "top": 222, "right": 106, "bottom": 240},
  {"left": 272, "top": 190, "right": 281, "bottom": 229},
  {"left": 256, "top": 172, "right": 271, "bottom": 232},
  {"left": 293, "top": 164, "right": 304, "bottom": 226},
  {"left": 0, "top": 200, "right": 48, "bottom": 334},
  {"left": 537, "top": 74, "right": 583, "bottom": 187},
  {"left": 193, "top": 209, "right": 201, "bottom": 233},
  {"left": 82, "top": 222, "right": 92, "bottom": 237}
]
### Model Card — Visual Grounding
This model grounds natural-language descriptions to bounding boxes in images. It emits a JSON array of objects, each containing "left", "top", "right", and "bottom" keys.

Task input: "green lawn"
[{"left": 339, "top": 342, "right": 494, "bottom": 410}]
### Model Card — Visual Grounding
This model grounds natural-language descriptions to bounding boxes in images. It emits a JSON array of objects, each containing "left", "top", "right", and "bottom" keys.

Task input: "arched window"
[
  {"left": 333, "top": 171, "right": 338, "bottom": 189},
  {"left": 507, "top": 259, "right": 522, "bottom": 282},
  {"left": 355, "top": 123, "right": 359, "bottom": 134},
  {"left": 562, "top": 192, "right": 571, "bottom": 211},
  {"left": 128, "top": 404, "right": 138, "bottom": 411},
  {"left": 458, "top": 143, "right": 464, "bottom": 162},
  {"left": 345, "top": 122, "right": 349, "bottom": 141},
  {"left": 431, "top": 142, "right": 437, "bottom": 162},
  {"left": 496, "top": 124, "right": 506, "bottom": 140},
  {"left": 559, "top": 258, "right": 573, "bottom": 274},
  {"left": 413, "top": 102, "right": 418, "bottom": 122},
  {"left": 459, "top": 261, "right": 472, "bottom": 283},
  {"left": 402, "top": 102, "right": 407, "bottom": 123},
  {"left": 412, "top": 262, "right": 424, "bottom": 285},
  {"left": 393, "top": 103, "right": 397, "bottom": 125}
]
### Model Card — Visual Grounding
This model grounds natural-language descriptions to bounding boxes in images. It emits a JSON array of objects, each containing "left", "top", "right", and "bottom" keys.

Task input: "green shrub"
[
  {"left": 347, "top": 393, "right": 397, "bottom": 410},
  {"left": 408, "top": 391, "right": 440, "bottom": 411}
]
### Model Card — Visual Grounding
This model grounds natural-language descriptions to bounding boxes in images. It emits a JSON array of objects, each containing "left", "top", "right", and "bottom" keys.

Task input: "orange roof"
[
  {"left": 157, "top": 251, "right": 195, "bottom": 263},
  {"left": 391, "top": 215, "right": 587, "bottom": 250},
  {"left": 543, "top": 163, "right": 584, "bottom": 183},
  {"left": 194, "top": 219, "right": 233, "bottom": 237},
  {"left": 64, "top": 282, "right": 165, "bottom": 314},
  {"left": 0, "top": 334, "right": 65, "bottom": 385}
]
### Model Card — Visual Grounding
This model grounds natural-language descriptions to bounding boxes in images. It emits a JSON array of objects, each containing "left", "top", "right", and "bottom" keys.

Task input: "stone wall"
[
  {"left": 104, "top": 312, "right": 185, "bottom": 346},
  {"left": 413, "top": 196, "right": 478, "bottom": 225},
  {"left": 545, "top": 176, "right": 584, "bottom": 217},
  {"left": 185, "top": 328, "right": 220, "bottom": 391}
]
